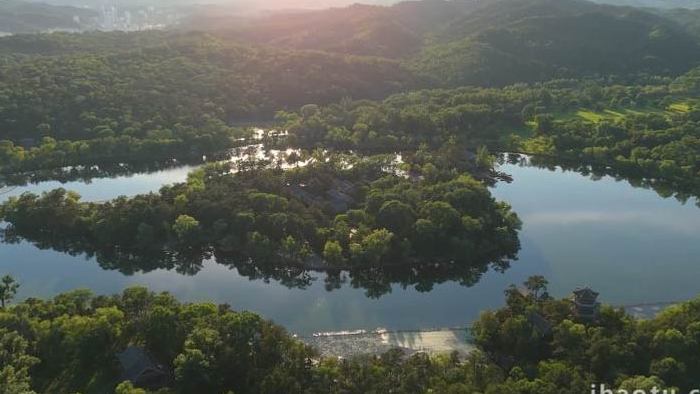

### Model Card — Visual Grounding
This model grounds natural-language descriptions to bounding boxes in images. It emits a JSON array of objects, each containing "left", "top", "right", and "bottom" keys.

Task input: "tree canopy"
[{"left": 2, "top": 277, "right": 700, "bottom": 393}]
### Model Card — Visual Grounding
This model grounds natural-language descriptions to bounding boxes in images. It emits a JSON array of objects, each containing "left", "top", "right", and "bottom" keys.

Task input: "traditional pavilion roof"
[{"left": 573, "top": 287, "right": 599, "bottom": 299}]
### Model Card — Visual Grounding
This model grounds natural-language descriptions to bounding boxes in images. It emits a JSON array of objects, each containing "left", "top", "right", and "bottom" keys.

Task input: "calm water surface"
[{"left": 1, "top": 161, "right": 699, "bottom": 335}]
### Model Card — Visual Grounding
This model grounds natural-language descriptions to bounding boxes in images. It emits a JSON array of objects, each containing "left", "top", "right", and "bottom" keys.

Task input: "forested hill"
[
  {"left": 662, "top": 7, "right": 700, "bottom": 38},
  {"left": 0, "top": 32, "right": 420, "bottom": 172},
  {"left": 0, "top": 31, "right": 177, "bottom": 56},
  {"left": 592, "top": 0, "right": 700, "bottom": 8},
  {"left": 190, "top": 0, "right": 700, "bottom": 86},
  {"left": 5, "top": 0, "right": 700, "bottom": 87},
  {"left": 0, "top": 0, "right": 699, "bottom": 174},
  {"left": 0, "top": 33, "right": 416, "bottom": 125},
  {"left": 0, "top": 0, "right": 96, "bottom": 34},
  {"left": 189, "top": 1, "right": 483, "bottom": 58},
  {"left": 416, "top": 0, "right": 700, "bottom": 85}
]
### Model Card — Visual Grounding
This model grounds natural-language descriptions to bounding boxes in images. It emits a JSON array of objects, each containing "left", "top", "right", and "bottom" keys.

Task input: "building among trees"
[{"left": 571, "top": 287, "right": 601, "bottom": 321}]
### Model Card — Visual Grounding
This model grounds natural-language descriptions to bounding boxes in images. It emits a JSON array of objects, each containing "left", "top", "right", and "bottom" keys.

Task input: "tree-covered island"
[{"left": 0, "top": 153, "right": 521, "bottom": 296}]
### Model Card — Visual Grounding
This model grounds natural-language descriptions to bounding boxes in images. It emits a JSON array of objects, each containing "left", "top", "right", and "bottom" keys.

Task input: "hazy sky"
[{"left": 31, "top": 0, "right": 399, "bottom": 9}]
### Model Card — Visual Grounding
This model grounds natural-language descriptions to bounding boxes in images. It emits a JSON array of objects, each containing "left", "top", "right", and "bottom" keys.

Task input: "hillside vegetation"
[
  {"left": 1, "top": 0, "right": 698, "bottom": 175},
  {"left": 0, "top": 0, "right": 96, "bottom": 34},
  {"left": 2, "top": 0, "right": 700, "bottom": 393},
  {"left": 196, "top": 0, "right": 700, "bottom": 85},
  {"left": 0, "top": 33, "right": 417, "bottom": 172},
  {"left": 3, "top": 280, "right": 700, "bottom": 393},
  {"left": 280, "top": 67, "right": 700, "bottom": 200}
]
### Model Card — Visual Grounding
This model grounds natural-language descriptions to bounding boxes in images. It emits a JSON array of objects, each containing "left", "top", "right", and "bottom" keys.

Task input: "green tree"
[
  {"left": 361, "top": 229, "right": 394, "bottom": 264},
  {"left": 323, "top": 240, "right": 345, "bottom": 266},
  {"left": 420, "top": 202, "right": 461, "bottom": 234},
  {"left": 650, "top": 357, "right": 687, "bottom": 387},
  {"left": 376, "top": 200, "right": 416, "bottom": 236},
  {"left": 300, "top": 104, "right": 320, "bottom": 118},
  {"left": 281, "top": 236, "right": 301, "bottom": 260},
  {"left": 524, "top": 275, "right": 549, "bottom": 300},
  {"left": 475, "top": 146, "right": 494, "bottom": 169},
  {"left": 0, "top": 330, "right": 39, "bottom": 394},
  {"left": 174, "top": 328, "right": 224, "bottom": 393},
  {"left": 172, "top": 215, "right": 201, "bottom": 241},
  {"left": 115, "top": 381, "right": 146, "bottom": 394},
  {"left": 617, "top": 376, "right": 669, "bottom": 392},
  {"left": 535, "top": 114, "right": 554, "bottom": 135},
  {"left": 0, "top": 275, "right": 19, "bottom": 308}
]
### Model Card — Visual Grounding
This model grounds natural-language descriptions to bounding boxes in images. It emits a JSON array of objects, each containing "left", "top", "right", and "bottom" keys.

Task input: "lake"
[{"left": 1, "top": 158, "right": 699, "bottom": 335}]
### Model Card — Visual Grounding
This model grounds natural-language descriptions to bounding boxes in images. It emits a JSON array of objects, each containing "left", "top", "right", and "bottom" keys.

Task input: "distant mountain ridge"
[
  {"left": 8, "top": 0, "right": 700, "bottom": 87},
  {"left": 23, "top": 0, "right": 400, "bottom": 10},
  {"left": 186, "top": 0, "right": 700, "bottom": 86},
  {"left": 188, "top": 1, "right": 484, "bottom": 57},
  {"left": 592, "top": 0, "right": 700, "bottom": 9},
  {"left": 0, "top": 0, "right": 97, "bottom": 33},
  {"left": 413, "top": 0, "right": 700, "bottom": 85}
]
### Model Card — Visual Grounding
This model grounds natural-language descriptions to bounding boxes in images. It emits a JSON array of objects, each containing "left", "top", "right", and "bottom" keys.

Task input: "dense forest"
[
  {"left": 279, "top": 69, "right": 700, "bottom": 200},
  {"left": 1, "top": 0, "right": 700, "bottom": 176},
  {"left": 3, "top": 42, "right": 697, "bottom": 199},
  {"left": 208, "top": 0, "right": 700, "bottom": 85},
  {"left": 0, "top": 0, "right": 700, "bottom": 173},
  {"left": 2, "top": 277, "right": 699, "bottom": 393},
  {"left": 1, "top": 0, "right": 700, "bottom": 392},
  {"left": 0, "top": 32, "right": 416, "bottom": 173}
]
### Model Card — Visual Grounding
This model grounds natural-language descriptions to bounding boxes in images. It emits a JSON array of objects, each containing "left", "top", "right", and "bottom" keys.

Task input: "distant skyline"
[
  {"left": 25, "top": 0, "right": 400, "bottom": 10},
  {"left": 22, "top": 0, "right": 700, "bottom": 12},
  {"left": 2, "top": 0, "right": 404, "bottom": 34}
]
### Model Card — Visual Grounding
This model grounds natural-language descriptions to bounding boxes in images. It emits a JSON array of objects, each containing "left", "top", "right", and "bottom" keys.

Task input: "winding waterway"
[{"left": 1, "top": 156, "right": 699, "bottom": 336}]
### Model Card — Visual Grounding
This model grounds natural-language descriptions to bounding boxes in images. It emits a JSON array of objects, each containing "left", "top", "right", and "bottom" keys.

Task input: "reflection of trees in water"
[
  {"left": 1, "top": 226, "right": 516, "bottom": 298},
  {"left": 0, "top": 159, "right": 201, "bottom": 187},
  {"left": 500, "top": 153, "right": 700, "bottom": 207},
  {"left": 0, "top": 136, "right": 290, "bottom": 188},
  {"left": 217, "top": 249, "right": 510, "bottom": 298},
  {"left": 1, "top": 151, "right": 521, "bottom": 297},
  {"left": 0, "top": 149, "right": 249, "bottom": 187}
]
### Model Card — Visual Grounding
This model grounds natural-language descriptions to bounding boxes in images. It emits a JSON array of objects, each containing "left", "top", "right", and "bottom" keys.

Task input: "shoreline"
[
  {"left": 300, "top": 327, "right": 475, "bottom": 359},
  {"left": 298, "top": 302, "right": 680, "bottom": 358}
]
